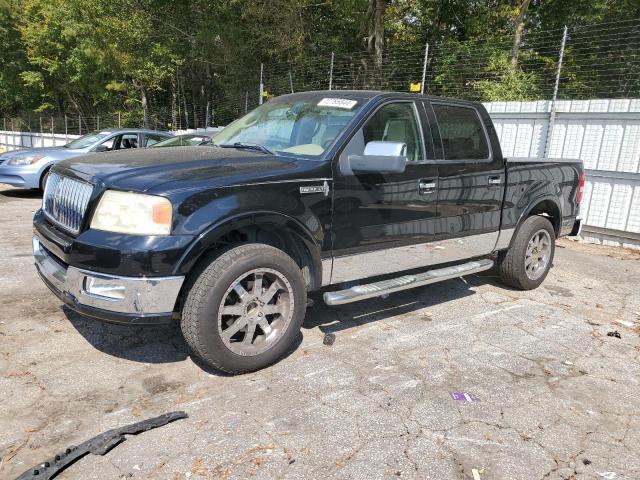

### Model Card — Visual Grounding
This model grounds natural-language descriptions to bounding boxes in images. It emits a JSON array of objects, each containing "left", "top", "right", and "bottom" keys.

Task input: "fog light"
[{"left": 84, "top": 276, "right": 126, "bottom": 300}]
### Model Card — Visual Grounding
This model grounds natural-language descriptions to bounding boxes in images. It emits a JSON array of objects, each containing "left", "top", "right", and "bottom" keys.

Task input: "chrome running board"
[{"left": 323, "top": 259, "right": 494, "bottom": 306}]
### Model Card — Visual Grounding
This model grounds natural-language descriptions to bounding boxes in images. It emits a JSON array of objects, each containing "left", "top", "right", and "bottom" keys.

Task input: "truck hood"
[{"left": 54, "top": 146, "right": 316, "bottom": 193}]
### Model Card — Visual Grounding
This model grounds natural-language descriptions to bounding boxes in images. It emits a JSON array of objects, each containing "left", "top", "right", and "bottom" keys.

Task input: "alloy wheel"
[
  {"left": 524, "top": 229, "right": 552, "bottom": 280},
  {"left": 217, "top": 268, "right": 294, "bottom": 356}
]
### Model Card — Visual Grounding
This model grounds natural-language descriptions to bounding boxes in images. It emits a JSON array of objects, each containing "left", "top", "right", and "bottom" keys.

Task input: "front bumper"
[
  {"left": 33, "top": 236, "right": 185, "bottom": 325},
  {"left": 0, "top": 163, "right": 44, "bottom": 189}
]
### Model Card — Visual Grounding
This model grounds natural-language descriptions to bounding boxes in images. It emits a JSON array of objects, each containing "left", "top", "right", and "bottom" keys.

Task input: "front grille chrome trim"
[{"left": 42, "top": 173, "right": 93, "bottom": 235}]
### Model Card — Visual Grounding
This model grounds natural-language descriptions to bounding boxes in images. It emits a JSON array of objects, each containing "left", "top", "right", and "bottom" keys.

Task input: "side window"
[
  {"left": 97, "top": 136, "right": 116, "bottom": 151},
  {"left": 144, "top": 134, "right": 167, "bottom": 147},
  {"left": 117, "top": 133, "right": 139, "bottom": 149},
  {"left": 358, "top": 103, "right": 424, "bottom": 162},
  {"left": 432, "top": 104, "right": 489, "bottom": 161}
]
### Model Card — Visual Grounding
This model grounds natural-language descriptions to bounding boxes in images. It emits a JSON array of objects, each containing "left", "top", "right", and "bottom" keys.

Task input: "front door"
[{"left": 329, "top": 100, "right": 439, "bottom": 284}]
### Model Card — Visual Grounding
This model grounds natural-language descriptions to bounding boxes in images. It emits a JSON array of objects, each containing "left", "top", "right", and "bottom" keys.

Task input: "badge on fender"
[{"left": 300, "top": 181, "right": 330, "bottom": 197}]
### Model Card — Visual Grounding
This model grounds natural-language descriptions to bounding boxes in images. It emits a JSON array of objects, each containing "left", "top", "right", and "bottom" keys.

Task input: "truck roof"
[{"left": 281, "top": 90, "right": 481, "bottom": 106}]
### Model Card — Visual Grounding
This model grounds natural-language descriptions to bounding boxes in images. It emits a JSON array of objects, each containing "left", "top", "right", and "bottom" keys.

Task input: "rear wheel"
[
  {"left": 497, "top": 215, "right": 555, "bottom": 290},
  {"left": 181, "top": 244, "right": 307, "bottom": 374}
]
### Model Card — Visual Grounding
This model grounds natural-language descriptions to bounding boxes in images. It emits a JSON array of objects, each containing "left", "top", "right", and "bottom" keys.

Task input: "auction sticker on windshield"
[{"left": 317, "top": 98, "right": 358, "bottom": 109}]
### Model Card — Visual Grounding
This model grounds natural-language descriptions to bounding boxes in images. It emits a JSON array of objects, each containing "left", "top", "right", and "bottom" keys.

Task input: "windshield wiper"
[{"left": 218, "top": 142, "right": 275, "bottom": 155}]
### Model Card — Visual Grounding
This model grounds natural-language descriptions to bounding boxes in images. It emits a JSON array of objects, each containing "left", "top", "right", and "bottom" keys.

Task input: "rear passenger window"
[
  {"left": 144, "top": 134, "right": 168, "bottom": 147},
  {"left": 432, "top": 104, "right": 489, "bottom": 160}
]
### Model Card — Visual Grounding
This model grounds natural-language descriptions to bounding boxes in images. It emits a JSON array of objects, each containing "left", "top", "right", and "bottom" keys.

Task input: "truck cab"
[{"left": 33, "top": 91, "right": 583, "bottom": 373}]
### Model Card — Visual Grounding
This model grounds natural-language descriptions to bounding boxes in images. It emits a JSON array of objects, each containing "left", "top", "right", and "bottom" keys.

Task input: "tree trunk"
[
  {"left": 132, "top": 80, "right": 149, "bottom": 128},
  {"left": 366, "top": 0, "right": 386, "bottom": 71},
  {"left": 140, "top": 85, "right": 149, "bottom": 129},
  {"left": 373, "top": 0, "right": 385, "bottom": 70},
  {"left": 171, "top": 71, "right": 178, "bottom": 129},
  {"left": 510, "top": 0, "right": 532, "bottom": 69},
  {"left": 182, "top": 83, "right": 189, "bottom": 130}
]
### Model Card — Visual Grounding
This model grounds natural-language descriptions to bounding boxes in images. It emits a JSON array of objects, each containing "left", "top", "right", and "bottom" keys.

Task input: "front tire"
[
  {"left": 497, "top": 215, "right": 555, "bottom": 290},
  {"left": 181, "top": 244, "right": 307, "bottom": 374},
  {"left": 39, "top": 169, "right": 51, "bottom": 191}
]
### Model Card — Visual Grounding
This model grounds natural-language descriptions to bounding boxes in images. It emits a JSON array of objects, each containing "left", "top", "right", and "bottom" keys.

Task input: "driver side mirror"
[
  {"left": 94, "top": 144, "right": 110, "bottom": 152},
  {"left": 340, "top": 141, "right": 408, "bottom": 176}
]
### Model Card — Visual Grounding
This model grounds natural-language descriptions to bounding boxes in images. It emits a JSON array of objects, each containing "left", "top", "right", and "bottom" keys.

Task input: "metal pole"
[
  {"left": 39, "top": 116, "right": 43, "bottom": 147},
  {"left": 78, "top": 114, "right": 82, "bottom": 135},
  {"left": 118, "top": 111, "right": 121, "bottom": 128},
  {"left": 64, "top": 115, "right": 68, "bottom": 140},
  {"left": 544, "top": 25, "right": 568, "bottom": 158},
  {"left": 259, "top": 63, "right": 264, "bottom": 105},
  {"left": 97, "top": 114, "right": 100, "bottom": 131},
  {"left": 329, "top": 52, "right": 335, "bottom": 90},
  {"left": 51, "top": 116, "right": 54, "bottom": 135},
  {"left": 420, "top": 43, "right": 429, "bottom": 94},
  {"left": 289, "top": 71, "right": 294, "bottom": 93},
  {"left": 245, "top": 91, "right": 249, "bottom": 113}
]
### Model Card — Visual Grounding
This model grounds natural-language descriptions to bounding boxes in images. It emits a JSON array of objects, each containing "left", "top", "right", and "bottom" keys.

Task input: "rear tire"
[
  {"left": 497, "top": 215, "right": 555, "bottom": 290},
  {"left": 181, "top": 244, "right": 307, "bottom": 374}
]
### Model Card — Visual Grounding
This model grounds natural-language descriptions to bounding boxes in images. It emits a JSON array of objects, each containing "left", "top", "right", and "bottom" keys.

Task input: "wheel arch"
[
  {"left": 38, "top": 162, "right": 56, "bottom": 190},
  {"left": 503, "top": 196, "right": 562, "bottom": 251},
  {"left": 175, "top": 211, "right": 323, "bottom": 295},
  {"left": 523, "top": 197, "right": 561, "bottom": 236}
]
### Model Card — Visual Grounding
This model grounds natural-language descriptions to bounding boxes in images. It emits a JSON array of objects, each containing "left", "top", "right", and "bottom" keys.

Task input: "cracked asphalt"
[{"left": 1, "top": 184, "right": 640, "bottom": 480}]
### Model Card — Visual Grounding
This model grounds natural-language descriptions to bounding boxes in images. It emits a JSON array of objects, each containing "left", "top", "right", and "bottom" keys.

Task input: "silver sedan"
[{"left": 0, "top": 128, "right": 171, "bottom": 189}]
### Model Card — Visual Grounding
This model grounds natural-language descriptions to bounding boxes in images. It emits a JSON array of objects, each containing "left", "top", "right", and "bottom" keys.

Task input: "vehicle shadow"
[
  {"left": 63, "top": 306, "right": 302, "bottom": 376},
  {"left": 304, "top": 272, "right": 493, "bottom": 334},
  {"left": 0, "top": 187, "right": 42, "bottom": 199},
  {"left": 63, "top": 272, "right": 498, "bottom": 374}
]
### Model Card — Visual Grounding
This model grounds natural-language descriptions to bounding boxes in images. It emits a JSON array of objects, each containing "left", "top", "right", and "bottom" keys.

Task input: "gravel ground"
[{"left": 1, "top": 185, "right": 640, "bottom": 480}]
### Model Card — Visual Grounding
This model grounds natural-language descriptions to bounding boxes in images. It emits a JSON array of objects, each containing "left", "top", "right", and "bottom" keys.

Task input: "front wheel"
[
  {"left": 497, "top": 215, "right": 555, "bottom": 290},
  {"left": 181, "top": 244, "right": 307, "bottom": 374},
  {"left": 39, "top": 169, "right": 51, "bottom": 191}
]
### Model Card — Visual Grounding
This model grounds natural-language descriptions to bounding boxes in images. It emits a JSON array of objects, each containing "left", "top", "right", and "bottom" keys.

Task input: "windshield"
[
  {"left": 64, "top": 131, "right": 110, "bottom": 149},
  {"left": 152, "top": 135, "right": 207, "bottom": 147},
  {"left": 213, "top": 96, "right": 362, "bottom": 157}
]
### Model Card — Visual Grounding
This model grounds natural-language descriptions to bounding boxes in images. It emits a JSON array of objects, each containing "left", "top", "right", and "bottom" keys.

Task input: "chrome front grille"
[{"left": 43, "top": 173, "right": 94, "bottom": 234}]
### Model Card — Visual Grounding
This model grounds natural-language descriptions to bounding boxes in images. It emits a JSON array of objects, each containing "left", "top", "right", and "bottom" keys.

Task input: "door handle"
[
  {"left": 488, "top": 176, "right": 502, "bottom": 186},
  {"left": 418, "top": 179, "right": 437, "bottom": 194}
]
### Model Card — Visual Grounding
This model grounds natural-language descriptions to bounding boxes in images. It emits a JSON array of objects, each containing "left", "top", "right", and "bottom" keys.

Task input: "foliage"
[
  {"left": 473, "top": 52, "right": 542, "bottom": 101},
  {"left": 0, "top": 0, "right": 636, "bottom": 126}
]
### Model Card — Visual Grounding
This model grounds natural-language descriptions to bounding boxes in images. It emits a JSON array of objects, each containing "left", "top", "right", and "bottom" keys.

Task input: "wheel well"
[
  {"left": 173, "top": 224, "right": 318, "bottom": 316},
  {"left": 39, "top": 165, "right": 53, "bottom": 190},
  {"left": 528, "top": 200, "right": 561, "bottom": 237}
]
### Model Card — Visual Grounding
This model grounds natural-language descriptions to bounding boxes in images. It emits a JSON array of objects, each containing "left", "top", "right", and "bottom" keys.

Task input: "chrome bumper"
[{"left": 33, "top": 236, "right": 184, "bottom": 324}]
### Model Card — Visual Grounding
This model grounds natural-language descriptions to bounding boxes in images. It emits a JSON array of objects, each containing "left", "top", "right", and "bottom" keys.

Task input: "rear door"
[
  {"left": 329, "top": 99, "right": 439, "bottom": 284},
  {"left": 143, "top": 133, "right": 169, "bottom": 147},
  {"left": 425, "top": 101, "right": 505, "bottom": 259}
]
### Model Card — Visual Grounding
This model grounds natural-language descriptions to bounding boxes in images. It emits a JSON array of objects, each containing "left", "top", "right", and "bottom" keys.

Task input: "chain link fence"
[{"left": 1, "top": 18, "right": 639, "bottom": 133}]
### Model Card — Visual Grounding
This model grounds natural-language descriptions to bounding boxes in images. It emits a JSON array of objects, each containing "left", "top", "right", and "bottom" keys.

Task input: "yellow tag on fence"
[{"left": 409, "top": 82, "right": 421, "bottom": 92}]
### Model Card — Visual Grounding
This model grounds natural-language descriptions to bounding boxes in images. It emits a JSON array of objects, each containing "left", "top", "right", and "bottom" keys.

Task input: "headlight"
[
  {"left": 6, "top": 155, "right": 45, "bottom": 166},
  {"left": 90, "top": 190, "right": 173, "bottom": 235}
]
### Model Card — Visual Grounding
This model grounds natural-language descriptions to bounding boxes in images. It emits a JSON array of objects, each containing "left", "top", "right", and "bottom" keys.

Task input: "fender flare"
[
  {"left": 174, "top": 210, "right": 324, "bottom": 286},
  {"left": 502, "top": 195, "right": 562, "bottom": 250}
]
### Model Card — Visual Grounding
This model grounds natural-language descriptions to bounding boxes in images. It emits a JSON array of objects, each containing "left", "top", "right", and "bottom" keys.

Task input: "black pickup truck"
[{"left": 33, "top": 91, "right": 584, "bottom": 373}]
